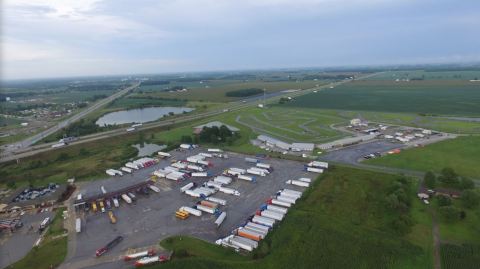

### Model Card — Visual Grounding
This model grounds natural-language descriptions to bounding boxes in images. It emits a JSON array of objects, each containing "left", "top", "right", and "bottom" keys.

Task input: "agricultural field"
[
  {"left": 368, "top": 70, "right": 480, "bottom": 81},
  {"left": 154, "top": 167, "right": 434, "bottom": 269},
  {"left": 366, "top": 136, "right": 480, "bottom": 179},
  {"left": 285, "top": 79, "right": 480, "bottom": 116},
  {"left": 136, "top": 80, "right": 325, "bottom": 102}
]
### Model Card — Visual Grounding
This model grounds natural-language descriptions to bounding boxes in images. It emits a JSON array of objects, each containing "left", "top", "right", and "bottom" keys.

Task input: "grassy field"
[
  {"left": 235, "top": 106, "right": 347, "bottom": 143},
  {"left": 366, "top": 136, "right": 480, "bottom": 179},
  {"left": 286, "top": 80, "right": 480, "bottom": 116},
  {"left": 154, "top": 167, "right": 433, "bottom": 269}
]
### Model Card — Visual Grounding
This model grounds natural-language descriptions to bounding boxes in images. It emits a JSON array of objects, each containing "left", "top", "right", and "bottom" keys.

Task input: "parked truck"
[
  {"left": 121, "top": 194, "right": 132, "bottom": 204},
  {"left": 108, "top": 211, "right": 117, "bottom": 224},
  {"left": 124, "top": 249, "right": 155, "bottom": 261},
  {"left": 214, "top": 212, "right": 226, "bottom": 227},
  {"left": 96, "top": 236, "right": 123, "bottom": 257},
  {"left": 205, "top": 197, "right": 227, "bottom": 206},
  {"left": 305, "top": 167, "right": 323, "bottom": 173},
  {"left": 245, "top": 157, "right": 259, "bottom": 163},
  {"left": 238, "top": 174, "right": 256, "bottom": 182},
  {"left": 75, "top": 218, "right": 81, "bottom": 233},
  {"left": 286, "top": 179, "right": 310, "bottom": 187},
  {"left": 180, "top": 206, "right": 202, "bottom": 217},
  {"left": 112, "top": 198, "right": 120, "bottom": 208},
  {"left": 135, "top": 255, "right": 168, "bottom": 267},
  {"left": 260, "top": 209, "right": 284, "bottom": 221},
  {"left": 196, "top": 205, "right": 218, "bottom": 214}
]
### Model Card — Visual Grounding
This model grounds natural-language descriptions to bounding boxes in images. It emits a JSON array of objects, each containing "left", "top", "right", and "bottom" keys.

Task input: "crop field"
[
  {"left": 137, "top": 80, "right": 324, "bottom": 102},
  {"left": 441, "top": 244, "right": 480, "bottom": 269},
  {"left": 285, "top": 80, "right": 480, "bottom": 116},
  {"left": 366, "top": 136, "right": 480, "bottom": 179},
  {"left": 235, "top": 107, "right": 347, "bottom": 143},
  {"left": 368, "top": 70, "right": 480, "bottom": 81},
  {"left": 154, "top": 167, "right": 433, "bottom": 269}
]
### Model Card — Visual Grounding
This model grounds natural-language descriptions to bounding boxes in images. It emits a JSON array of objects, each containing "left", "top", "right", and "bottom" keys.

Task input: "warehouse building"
[
  {"left": 257, "top": 135, "right": 291, "bottom": 150},
  {"left": 317, "top": 134, "right": 377, "bottom": 150},
  {"left": 291, "top": 143, "right": 315, "bottom": 152}
]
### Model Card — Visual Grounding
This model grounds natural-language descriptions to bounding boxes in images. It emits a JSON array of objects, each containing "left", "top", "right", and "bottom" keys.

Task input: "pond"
[
  {"left": 96, "top": 107, "right": 194, "bottom": 126},
  {"left": 132, "top": 143, "right": 167, "bottom": 157}
]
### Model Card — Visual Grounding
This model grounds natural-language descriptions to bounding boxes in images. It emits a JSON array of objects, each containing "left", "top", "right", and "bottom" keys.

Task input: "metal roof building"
[
  {"left": 257, "top": 135, "right": 291, "bottom": 150},
  {"left": 317, "top": 134, "right": 377, "bottom": 150},
  {"left": 291, "top": 143, "right": 315, "bottom": 152}
]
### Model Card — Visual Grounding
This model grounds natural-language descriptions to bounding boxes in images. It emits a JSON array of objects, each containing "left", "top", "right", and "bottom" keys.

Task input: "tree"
[
  {"left": 437, "top": 195, "right": 452, "bottom": 206},
  {"left": 6, "top": 181, "right": 16, "bottom": 189},
  {"left": 439, "top": 206, "right": 461, "bottom": 223},
  {"left": 180, "top": 135, "right": 193, "bottom": 144},
  {"left": 424, "top": 171, "right": 436, "bottom": 189},
  {"left": 459, "top": 178, "right": 474, "bottom": 190},
  {"left": 439, "top": 167, "right": 459, "bottom": 185},
  {"left": 461, "top": 190, "right": 480, "bottom": 209}
]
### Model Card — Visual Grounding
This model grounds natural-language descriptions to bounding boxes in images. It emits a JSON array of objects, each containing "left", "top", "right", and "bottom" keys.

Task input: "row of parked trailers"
[
  {"left": 216, "top": 187, "right": 304, "bottom": 252},
  {"left": 153, "top": 152, "right": 214, "bottom": 181},
  {"left": 106, "top": 157, "right": 158, "bottom": 177}
]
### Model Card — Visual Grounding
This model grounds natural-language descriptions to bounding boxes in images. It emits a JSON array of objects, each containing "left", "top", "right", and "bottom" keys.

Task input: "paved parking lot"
[
  {"left": 0, "top": 210, "right": 54, "bottom": 269},
  {"left": 319, "top": 140, "right": 406, "bottom": 165},
  {"left": 63, "top": 147, "right": 314, "bottom": 269}
]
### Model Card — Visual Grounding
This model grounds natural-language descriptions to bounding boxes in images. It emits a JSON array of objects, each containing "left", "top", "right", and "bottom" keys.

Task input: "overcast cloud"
[{"left": 2, "top": 0, "right": 479, "bottom": 79}]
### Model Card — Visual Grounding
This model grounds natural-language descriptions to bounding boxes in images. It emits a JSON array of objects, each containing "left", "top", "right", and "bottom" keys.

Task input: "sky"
[{"left": 2, "top": 0, "right": 480, "bottom": 80}]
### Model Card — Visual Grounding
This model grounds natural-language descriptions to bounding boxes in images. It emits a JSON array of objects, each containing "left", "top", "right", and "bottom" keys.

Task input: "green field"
[
  {"left": 366, "top": 136, "right": 480, "bottom": 179},
  {"left": 154, "top": 167, "right": 433, "bottom": 269},
  {"left": 286, "top": 80, "right": 480, "bottom": 116},
  {"left": 235, "top": 107, "right": 347, "bottom": 143}
]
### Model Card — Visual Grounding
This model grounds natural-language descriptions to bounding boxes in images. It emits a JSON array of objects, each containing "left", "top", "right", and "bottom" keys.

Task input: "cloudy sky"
[{"left": 2, "top": 0, "right": 479, "bottom": 80}]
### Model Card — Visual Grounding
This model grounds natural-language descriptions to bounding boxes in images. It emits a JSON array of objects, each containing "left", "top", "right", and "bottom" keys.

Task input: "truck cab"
[{"left": 99, "top": 201, "right": 106, "bottom": 213}]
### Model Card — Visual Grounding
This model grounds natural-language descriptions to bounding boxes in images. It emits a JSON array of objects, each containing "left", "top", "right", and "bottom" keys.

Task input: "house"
[{"left": 257, "top": 135, "right": 291, "bottom": 150}]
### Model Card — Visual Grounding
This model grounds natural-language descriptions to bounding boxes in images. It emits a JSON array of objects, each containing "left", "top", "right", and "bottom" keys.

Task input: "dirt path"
[{"left": 431, "top": 211, "right": 442, "bottom": 269}]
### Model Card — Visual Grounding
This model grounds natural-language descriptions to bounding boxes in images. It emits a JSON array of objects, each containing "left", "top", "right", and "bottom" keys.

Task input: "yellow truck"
[
  {"left": 108, "top": 211, "right": 117, "bottom": 224},
  {"left": 99, "top": 201, "right": 106, "bottom": 213},
  {"left": 175, "top": 210, "right": 189, "bottom": 220}
]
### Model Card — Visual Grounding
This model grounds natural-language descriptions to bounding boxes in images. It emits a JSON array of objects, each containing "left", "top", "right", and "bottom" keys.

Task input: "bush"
[
  {"left": 424, "top": 171, "right": 436, "bottom": 189},
  {"left": 439, "top": 206, "right": 461, "bottom": 223},
  {"left": 437, "top": 195, "right": 452, "bottom": 206},
  {"left": 461, "top": 190, "right": 480, "bottom": 209},
  {"left": 225, "top": 88, "right": 263, "bottom": 97}
]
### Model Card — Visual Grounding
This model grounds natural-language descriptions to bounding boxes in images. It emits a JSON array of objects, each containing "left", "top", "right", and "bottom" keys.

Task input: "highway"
[
  {"left": 3, "top": 82, "right": 140, "bottom": 150},
  {"left": 0, "top": 74, "right": 377, "bottom": 163}
]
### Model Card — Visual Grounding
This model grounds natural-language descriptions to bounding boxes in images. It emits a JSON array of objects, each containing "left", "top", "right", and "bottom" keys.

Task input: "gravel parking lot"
[{"left": 64, "top": 147, "right": 315, "bottom": 269}]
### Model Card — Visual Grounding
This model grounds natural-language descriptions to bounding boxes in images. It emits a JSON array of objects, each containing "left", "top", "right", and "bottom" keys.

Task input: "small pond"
[
  {"left": 96, "top": 107, "right": 194, "bottom": 126},
  {"left": 132, "top": 143, "right": 167, "bottom": 157}
]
